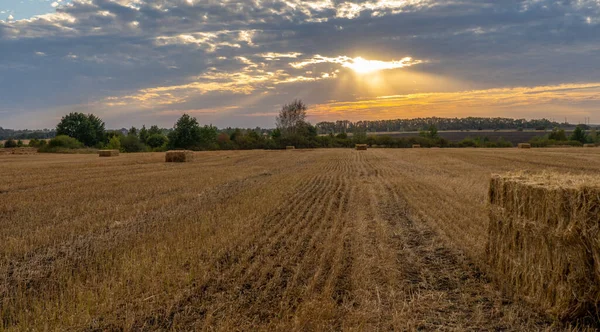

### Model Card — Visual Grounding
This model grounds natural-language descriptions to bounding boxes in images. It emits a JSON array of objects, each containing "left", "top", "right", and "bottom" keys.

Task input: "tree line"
[
  {"left": 3, "top": 100, "right": 599, "bottom": 151},
  {"left": 315, "top": 117, "right": 581, "bottom": 134}
]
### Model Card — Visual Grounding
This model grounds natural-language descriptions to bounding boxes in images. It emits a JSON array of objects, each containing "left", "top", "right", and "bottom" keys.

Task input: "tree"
[
  {"left": 168, "top": 114, "right": 202, "bottom": 149},
  {"left": 276, "top": 99, "right": 307, "bottom": 136},
  {"left": 56, "top": 112, "right": 105, "bottom": 147},
  {"left": 128, "top": 126, "right": 138, "bottom": 137},
  {"left": 570, "top": 125, "right": 587, "bottom": 143},
  {"left": 548, "top": 127, "right": 567, "bottom": 141},
  {"left": 120, "top": 135, "right": 145, "bottom": 152},
  {"left": 106, "top": 136, "right": 121, "bottom": 151},
  {"left": 4, "top": 138, "right": 17, "bottom": 148},
  {"left": 148, "top": 125, "right": 162, "bottom": 136},
  {"left": 139, "top": 125, "right": 149, "bottom": 143},
  {"left": 147, "top": 134, "right": 168, "bottom": 149}
]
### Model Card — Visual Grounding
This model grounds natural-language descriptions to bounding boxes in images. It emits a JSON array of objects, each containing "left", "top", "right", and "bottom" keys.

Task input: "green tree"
[
  {"left": 570, "top": 125, "right": 588, "bottom": 143},
  {"left": 146, "top": 133, "right": 168, "bottom": 149},
  {"left": 4, "top": 138, "right": 17, "bottom": 148},
  {"left": 168, "top": 114, "right": 202, "bottom": 149},
  {"left": 128, "top": 126, "right": 138, "bottom": 137},
  {"left": 139, "top": 125, "right": 149, "bottom": 143},
  {"left": 148, "top": 125, "right": 162, "bottom": 136},
  {"left": 120, "top": 135, "right": 145, "bottom": 152},
  {"left": 548, "top": 127, "right": 567, "bottom": 141},
  {"left": 106, "top": 136, "right": 122, "bottom": 151},
  {"left": 56, "top": 113, "right": 105, "bottom": 147}
]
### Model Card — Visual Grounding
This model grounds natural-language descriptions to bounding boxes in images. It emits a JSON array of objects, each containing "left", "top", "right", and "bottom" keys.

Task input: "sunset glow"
[{"left": 1, "top": 0, "right": 599, "bottom": 128}]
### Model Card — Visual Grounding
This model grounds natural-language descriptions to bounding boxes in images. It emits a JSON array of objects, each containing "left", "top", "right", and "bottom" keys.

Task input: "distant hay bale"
[
  {"left": 583, "top": 144, "right": 597, "bottom": 148},
  {"left": 412, "top": 144, "right": 421, "bottom": 148},
  {"left": 487, "top": 172, "right": 600, "bottom": 321},
  {"left": 99, "top": 150, "right": 119, "bottom": 157},
  {"left": 165, "top": 150, "right": 194, "bottom": 162},
  {"left": 286, "top": 146, "right": 295, "bottom": 150},
  {"left": 355, "top": 144, "right": 367, "bottom": 151},
  {"left": 518, "top": 143, "right": 531, "bottom": 149}
]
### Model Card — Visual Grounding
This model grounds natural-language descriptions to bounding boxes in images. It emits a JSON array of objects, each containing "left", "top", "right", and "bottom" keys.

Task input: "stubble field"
[{"left": 1, "top": 148, "right": 600, "bottom": 330}]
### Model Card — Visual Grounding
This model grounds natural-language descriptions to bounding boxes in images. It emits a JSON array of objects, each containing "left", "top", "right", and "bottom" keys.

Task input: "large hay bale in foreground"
[
  {"left": 412, "top": 144, "right": 421, "bottom": 148},
  {"left": 99, "top": 149, "right": 119, "bottom": 157},
  {"left": 286, "top": 146, "right": 295, "bottom": 150},
  {"left": 165, "top": 150, "right": 194, "bottom": 162},
  {"left": 355, "top": 144, "right": 367, "bottom": 151},
  {"left": 487, "top": 173, "right": 600, "bottom": 321},
  {"left": 517, "top": 143, "right": 531, "bottom": 149}
]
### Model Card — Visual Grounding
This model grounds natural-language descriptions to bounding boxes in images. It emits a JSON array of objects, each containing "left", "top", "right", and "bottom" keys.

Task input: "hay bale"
[
  {"left": 583, "top": 144, "right": 597, "bottom": 148},
  {"left": 355, "top": 144, "right": 367, "bottom": 151},
  {"left": 99, "top": 149, "right": 119, "bottom": 157},
  {"left": 518, "top": 143, "right": 531, "bottom": 149},
  {"left": 412, "top": 144, "right": 421, "bottom": 148},
  {"left": 286, "top": 146, "right": 295, "bottom": 150},
  {"left": 165, "top": 150, "right": 194, "bottom": 162},
  {"left": 487, "top": 172, "right": 600, "bottom": 321}
]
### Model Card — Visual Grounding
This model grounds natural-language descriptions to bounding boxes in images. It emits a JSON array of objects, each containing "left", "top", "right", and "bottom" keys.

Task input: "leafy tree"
[
  {"left": 56, "top": 113, "right": 105, "bottom": 147},
  {"left": 276, "top": 99, "right": 307, "bottom": 136},
  {"left": 168, "top": 114, "right": 202, "bottom": 150},
  {"left": 570, "top": 125, "right": 588, "bottom": 143},
  {"left": 139, "top": 125, "right": 149, "bottom": 143},
  {"left": 146, "top": 133, "right": 168, "bottom": 149},
  {"left": 198, "top": 125, "right": 218, "bottom": 149},
  {"left": 548, "top": 127, "right": 567, "bottom": 141},
  {"left": 271, "top": 128, "right": 281, "bottom": 140},
  {"left": 120, "top": 135, "right": 145, "bottom": 152},
  {"left": 106, "top": 136, "right": 121, "bottom": 151},
  {"left": 128, "top": 126, "right": 138, "bottom": 137},
  {"left": 148, "top": 125, "right": 162, "bottom": 136},
  {"left": 4, "top": 138, "right": 17, "bottom": 148},
  {"left": 420, "top": 125, "right": 439, "bottom": 139}
]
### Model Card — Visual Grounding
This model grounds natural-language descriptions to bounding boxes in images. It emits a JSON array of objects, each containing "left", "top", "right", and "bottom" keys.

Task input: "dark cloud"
[{"left": 1, "top": 0, "right": 599, "bottom": 128}]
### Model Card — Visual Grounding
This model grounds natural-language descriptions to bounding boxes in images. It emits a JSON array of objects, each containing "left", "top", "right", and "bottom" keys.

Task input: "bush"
[
  {"left": 106, "top": 136, "right": 122, "bottom": 151},
  {"left": 120, "top": 135, "right": 146, "bottom": 153},
  {"left": 48, "top": 135, "right": 84, "bottom": 149},
  {"left": 146, "top": 134, "right": 168, "bottom": 150},
  {"left": 4, "top": 138, "right": 17, "bottom": 148},
  {"left": 38, "top": 135, "right": 85, "bottom": 152}
]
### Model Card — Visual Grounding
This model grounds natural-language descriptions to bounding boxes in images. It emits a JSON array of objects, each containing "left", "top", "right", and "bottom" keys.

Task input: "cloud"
[{"left": 1, "top": 0, "right": 600, "bottom": 128}]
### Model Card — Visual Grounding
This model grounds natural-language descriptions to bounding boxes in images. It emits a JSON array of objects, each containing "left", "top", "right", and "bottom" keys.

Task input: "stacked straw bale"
[
  {"left": 518, "top": 143, "right": 532, "bottom": 149},
  {"left": 355, "top": 144, "right": 368, "bottom": 151},
  {"left": 286, "top": 146, "right": 295, "bottom": 150},
  {"left": 583, "top": 144, "right": 597, "bottom": 148},
  {"left": 487, "top": 172, "right": 600, "bottom": 321},
  {"left": 412, "top": 144, "right": 421, "bottom": 148},
  {"left": 165, "top": 150, "right": 194, "bottom": 162},
  {"left": 99, "top": 150, "right": 119, "bottom": 157}
]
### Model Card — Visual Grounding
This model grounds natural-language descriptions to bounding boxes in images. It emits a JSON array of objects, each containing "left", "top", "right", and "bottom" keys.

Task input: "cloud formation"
[{"left": 0, "top": 0, "right": 599, "bottom": 128}]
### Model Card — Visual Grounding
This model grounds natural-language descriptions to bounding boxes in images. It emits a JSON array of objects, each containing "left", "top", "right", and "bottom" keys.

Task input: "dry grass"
[
  {"left": 487, "top": 172, "right": 600, "bottom": 321},
  {"left": 165, "top": 150, "right": 194, "bottom": 162},
  {"left": 1, "top": 148, "right": 600, "bottom": 330}
]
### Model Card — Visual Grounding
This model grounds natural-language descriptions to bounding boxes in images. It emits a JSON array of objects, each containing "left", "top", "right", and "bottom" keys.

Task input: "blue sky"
[
  {"left": 1, "top": 0, "right": 600, "bottom": 129},
  {"left": 0, "top": 0, "right": 71, "bottom": 20}
]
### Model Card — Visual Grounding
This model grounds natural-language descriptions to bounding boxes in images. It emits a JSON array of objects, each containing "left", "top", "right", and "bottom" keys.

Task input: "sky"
[{"left": 0, "top": 0, "right": 599, "bottom": 129}]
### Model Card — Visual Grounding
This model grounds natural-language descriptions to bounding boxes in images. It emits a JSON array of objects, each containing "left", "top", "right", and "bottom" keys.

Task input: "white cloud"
[{"left": 290, "top": 55, "right": 424, "bottom": 73}]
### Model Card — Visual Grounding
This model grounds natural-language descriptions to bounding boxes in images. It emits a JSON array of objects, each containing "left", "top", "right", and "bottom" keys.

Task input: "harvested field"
[{"left": 1, "top": 148, "right": 600, "bottom": 330}]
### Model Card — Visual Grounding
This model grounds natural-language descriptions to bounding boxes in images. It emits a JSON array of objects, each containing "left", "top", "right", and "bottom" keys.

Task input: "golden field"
[{"left": 1, "top": 148, "right": 600, "bottom": 330}]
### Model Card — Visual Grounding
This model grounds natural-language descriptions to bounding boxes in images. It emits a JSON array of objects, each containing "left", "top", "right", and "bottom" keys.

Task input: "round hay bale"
[{"left": 165, "top": 150, "right": 194, "bottom": 162}]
